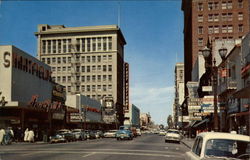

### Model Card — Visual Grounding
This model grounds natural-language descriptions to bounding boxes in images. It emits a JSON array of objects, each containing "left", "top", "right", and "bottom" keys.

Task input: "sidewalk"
[{"left": 181, "top": 138, "right": 195, "bottom": 149}]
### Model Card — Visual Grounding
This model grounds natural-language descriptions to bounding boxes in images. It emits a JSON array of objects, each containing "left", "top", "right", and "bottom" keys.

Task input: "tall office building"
[
  {"left": 173, "top": 63, "right": 185, "bottom": 128},
  {"left": 35, "top": 24, "right": 126, "bottom": 125},
  {"left": 182, "top": 0, "right": 250, "bottom": 94}
]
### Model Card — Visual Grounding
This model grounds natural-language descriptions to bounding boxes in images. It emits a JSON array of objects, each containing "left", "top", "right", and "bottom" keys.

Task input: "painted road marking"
[{"left": 82, "top": 152, "right": 95, "bottom": 158}]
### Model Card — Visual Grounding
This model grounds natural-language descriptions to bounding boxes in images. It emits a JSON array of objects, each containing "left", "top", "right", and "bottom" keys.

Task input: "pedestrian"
[
  {"left": 28, "top": 129, "right": 34, "bottom": 143},
  {"left": 0, "top": 128, "right": 5, "bottom": 145},
  {"left": 16, "top": 127, "right": 22, "bottom": 142},
  {"left": 24, "top": 128, "right": 29, "bottom": 142}
]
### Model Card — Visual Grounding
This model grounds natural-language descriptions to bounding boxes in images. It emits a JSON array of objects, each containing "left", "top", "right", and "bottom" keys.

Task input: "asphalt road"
[{"left": 0, "top": 134, "right": 189, "bottom": 160}]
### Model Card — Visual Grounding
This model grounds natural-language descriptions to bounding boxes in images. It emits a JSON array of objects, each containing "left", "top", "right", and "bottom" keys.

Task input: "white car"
[
  {"left": 103, "top": 130, "right": 117, "bottom": 138},
  {"left": 185, "top": 132, "right": 250, "bottom": 160},
  {"left": 136, "top": 129, "right": 142, "bottom": 136},
  {"left": 159, "top": 130, "right": 166, "bottom": 136},
  {"left": 165, "top": 129, "right": 181, "bottom": 143}
]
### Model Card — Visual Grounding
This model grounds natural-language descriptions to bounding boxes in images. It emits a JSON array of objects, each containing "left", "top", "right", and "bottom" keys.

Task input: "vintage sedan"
[
  {"left": 49, "top": 134, "right": 66, "bottom": 143},
  {"left": 116, "top": 129, "right": 133, "bottom": 140},
  {"left": 72, "top": 129, "right": 87, "bottom": 141},
  {"left": 104, "top": 130, "right": 117, "bottom": 138},
  {"left": 165, "top": 129, "right": 181, "bottom": 143},
  {"left": 56, "top": 129, "right": 76, "bottom": 142},
  {"left": 185, "top": 132, "right": 250, "bottom": 160}
]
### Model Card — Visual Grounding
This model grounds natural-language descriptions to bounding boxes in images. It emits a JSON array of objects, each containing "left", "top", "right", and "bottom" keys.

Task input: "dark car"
[
  {"left": 84, "top": 130, "right": 96, "bottom": 139},
  {"left": 72, "top": 129, "right": 87, "bottom": 141},
  {"left": 49, "top": 134, "right": 66, "bottom": 143}
]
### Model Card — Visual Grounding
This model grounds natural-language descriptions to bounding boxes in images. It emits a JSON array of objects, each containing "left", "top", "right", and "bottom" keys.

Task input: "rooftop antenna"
[{"left": 118, "top": 0, "right": 121, "bottom": 27}]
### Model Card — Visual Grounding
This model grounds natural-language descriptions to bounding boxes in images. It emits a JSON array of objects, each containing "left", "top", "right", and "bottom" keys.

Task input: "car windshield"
[
  {"left": 205, "top": 139, "right": 250, "bottom": 159},
  {"left": 167, "top": 130, "right": 179, "bottom": 134}
]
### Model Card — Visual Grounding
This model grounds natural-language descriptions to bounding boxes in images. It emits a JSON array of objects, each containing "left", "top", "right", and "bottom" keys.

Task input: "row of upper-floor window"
[
  {"left": 41, "top": 55, "right": 112, "bottom": 64},
  {"left": 198, "top": 12, "right": 244, "bottom": 22},
  {"left": 198, "top": 24, "right": 244, "bottom": 34},
  {"left": 197, "top": 35, "right": 243, "bottom": 47},
  {"left": 41, "top": 37, "right": 112, "bottom": 54},
  {"left": 51, "top": 65, "right": 113, "bottom": 72},
  {"left": 197, "top": 0, "right": 243, "bottom": 11},
  {"left": 52, "top": 75, "right": 112, "bottom": 83},
  {"left": 67, "top": 84, "right": 113, "bottom": 92}
]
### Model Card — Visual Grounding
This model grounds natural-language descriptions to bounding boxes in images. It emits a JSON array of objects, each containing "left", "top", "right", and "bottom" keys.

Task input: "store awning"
[
  {"left": 193, "top": 119, "right": 209, "bottom": 128},
  {"left": 184, "top": 120, "right": 200, "bottom": 129},
  {"left": 233, "top": 86, "right": 250, "bottom": 98}
]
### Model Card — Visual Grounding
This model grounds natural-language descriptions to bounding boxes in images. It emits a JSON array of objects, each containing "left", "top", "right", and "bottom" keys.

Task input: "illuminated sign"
[{"left": 124, "top": 62, "right": 129, "bottom": 112}]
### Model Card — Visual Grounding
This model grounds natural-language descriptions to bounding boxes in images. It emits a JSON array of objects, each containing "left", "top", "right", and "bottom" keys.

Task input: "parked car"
[
  {"left": 104, "top": 130, "right": 117, "bottom": 138},
  {"left": 136, "top": 128, "right": 142, "bottom": 136},
  {"left": 49, "top": 134, "right": 66, "bottom": 143},
  {"left": 84, "top": 130, "right": 96, "bottom": 139},
  {"left": 165, "top": 129, "right": 181, "bottom": 143},
  {"left": 185, "top": 132, "right": 250, "bottom": 160},
  {"left": 116, "top": 129, "right": 133, "bottom": 140},
  {"left": 54, "top": 129, "right": 76, "bottom": 142},
  {"left": 72, "top": 129, "right": 87, "bottom": 141},
  {"left": 159, "top": 130, "right": 166, "bottom": 136},
  {"left": 94, "top": 130, "right": 104, "bottom": 139}
]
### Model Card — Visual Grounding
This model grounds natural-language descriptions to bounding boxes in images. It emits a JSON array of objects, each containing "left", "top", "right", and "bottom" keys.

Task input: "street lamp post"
[{"left": 202, "top": 44, "right": 227, "bottom": 132}]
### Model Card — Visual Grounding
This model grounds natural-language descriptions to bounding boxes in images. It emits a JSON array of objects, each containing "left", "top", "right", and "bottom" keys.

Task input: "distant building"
[
  {"left": 173, "top": 63, "right": 185, "bottom": 128},
  {"left": 35, "top": 24, "right": 126, "bottom": 126},
  {"left": 140, "top": 113, "right": 151, "bottom": 129},
  {"left": 124, "top": 104, "right": 140, "bottom": 128},
  {"left": 182, "top": 0, "right": 250, "bottom": 94}
]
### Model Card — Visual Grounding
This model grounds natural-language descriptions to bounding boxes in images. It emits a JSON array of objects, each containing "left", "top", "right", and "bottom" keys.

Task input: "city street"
[{"left": 0, "top": 134, "right": 189, "bottom": 160}]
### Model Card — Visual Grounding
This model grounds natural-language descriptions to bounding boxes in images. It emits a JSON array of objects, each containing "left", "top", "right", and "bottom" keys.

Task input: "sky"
[{"left": 0, "top": 0, "right": 184, "bottom": 126}]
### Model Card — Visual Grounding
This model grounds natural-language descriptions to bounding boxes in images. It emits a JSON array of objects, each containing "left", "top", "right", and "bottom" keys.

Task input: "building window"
[
  {"left": 81, "top": 85, "right": 85, "bottom": 92},
  {"left": 92, "top": 65, "right": 96, "bottom": 71},
  {"left": 238, "top": 0, "right": 243, "bottom": 8},
  {"left": 103, "top": 37, "right": 107, "bottom": 51},
  {"left": 42, "top": 58, "right": 45, "bottom": 62},
  {"left": 81, "top": 76, "right": 85, "bottom": 82},
  {"left": 92, "top": 56, "right": 96, "bottom": 63},
  {"left": 97, "top": 85, "right": 101, "bottom": 91},
  {"left": 52, "top": 57, "right": 56, "bottom": 64},
  {"left": 228, "top": 25, "right": 233, "bottom": 33},
  {"left": 208, "top": 14, "right": 213, "bottom": 22},
  {"left": 98, "top": 75, "right": 101, "bottom": 82},
  {"left": 227, "top": 1, "right": 232, "bottom": 9},
  {"left": 98, "top": 37, "right": 102, "bottom": 51},
  {"left": 87, "top": 85, "right": 90, "bottom": 92},
  {"left": 87, "top": 76, "right": 90, "bottom": 82},
  {"left": 228, "top": 13, "right": 233, "bottom": 21},
  {"left": 57, "top": 76, "right": 61, "bottom": 82},
  {"left": 214, "top": 2, "right": 219, "bottom": 9},
  {"left": 239, "top": 24, "right": 243, "bottom": 32},
  {"left": 198, "top": 38, "right": 203, "bottom": 46},
  {"left": 97, "top": 65, "right": 101, "bottom": 71},
  {"left": 76, "top": 39, "right": 80, "bottom": 52},
  {"left": 58, "top": 40, "right": 61, "bottom": 53},
  {"left": 68, "top": 57, "right": 71, "bottom": 63},
  {"left": 68, "top": 39, "right": 71, "bottom": 53},
  {"left": 103, "top": 85, "right": 107, "bottom": 92},
  {"left": 208, "top": 26, "right": 213, "bottom": 34},
  {"left": 214, "top": 14, "right": 219, "bottom": 21},
  {"left": 92, "top": 75, "right": 96, "bottom": 82},
  {"left": 108, "top": 65, "right": 112, "bottom": 72},
  {"left": 97, "top": 56, "right": 101, "bottom": 62},
  {"left": 81, "top": 38, "right": 85, "bottom": 52},
  {"left": 108, "top": 75, "right": 112, "bottom": 82},
  {"left": 68, "top": 66, "right": 71, "bottom": 72},
  {"left": 52, "top": 67, "right": 56, "bottom": 72},
  {"left": 92, "top": 85, "right": 96, "bottom": 92},
  {"left": 57, "top": 57, "right": 61, "bottom": 64},
  {"left": 63, "top": 57, "right": 66, "bottom": 63},
  {"left": 222, "top": 13, "right": 227, "bottom": 21},
  {"left": 108, "top": 85, "right": 112, "bottom": 91},
  {"left": 82, "top": 66, "right": 86, "bottom": 72},
  {"left": 108, "top": 37, "right": 112, "bottom": 50},
  {"left": 103, "top": 65, "right": 107, "bottom": 72},
  {"left": 238, "top": 12, "right": 243, "bottom": 20},
  {"left": 214, "top": 26, "right": 219, "bottom": 33},
  {"left": 222, "top": 25, "right": 227, "bottom": 33},
  {"left": 208, "top": 2, "right": 213, "bottom": 10},
  {"left": 108, "top": 55, "right": 112, "bottom": 61},
  {"left": 63, "top": 39, "right": 67, "bottom": 53},
  {"left": 68, "top": 76, "right": 71, "bottom": 82},
  {"left": 87, "top": 66, "right": 90, "bottom": 72},
  {"left": 42, "top": 41, "right": 46, "bottom": 54},
  {"left": 87, "top": 38, "right": 91, "bottom": 52},
  {"left": 47, "top": 58, "right": 51, "bottom": 64},
  {"left": 103, "top": 75, "right": 107, "bottom": 81},
  {"left": 198, "top": 15, "right": 203, "bottom": 22},
  {"left": 92, "top": 38, "right": 96, "bottom": 51},
  {"left": 198, "top": 26, "right": 203, "bottom": 34},
  {"left": 62, "top": 76, "right": 66, "bottom": 82},
  {"left": 68, "top": 86, "right": 71, "bottom": 92},
  {"left": 62, "top": 66, "right": 66, "bottom": 72},
  {"left": 222, "top": 2, "right": 227, "bottom": 9},
  {"left": 57, "top": 67, "right": 61, "bottom": 72},
  {"left": 198, "top": 3, "right": 203, "bottom": 11},
  {"left": 47, "top": 40, "right": 51, "bottom": 54},
  {"left": 53, "top": 40, "right": 56, "bottom": 53},
  {"left": 87, "top": 56, "right": 91, "bottom": 63}
]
